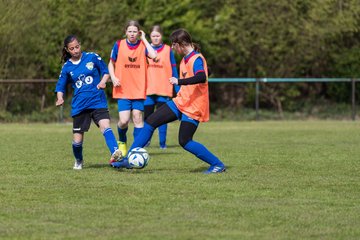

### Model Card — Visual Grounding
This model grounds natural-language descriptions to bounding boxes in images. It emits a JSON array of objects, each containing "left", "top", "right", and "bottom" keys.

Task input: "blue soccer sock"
[
  {"left": 72, "top": 141, "right": 83, "bottom": 161},
  {"left": 129, "top": 123, "right": 155, "bottom": 151},
  {"left": 133, "top": 127, "right": 143, "bottom": 140},
  {"left": 158, "top": 124, "right": 167, "bottom": 147},
  {"left": 117, "top": 126, "right": 128, "bottom": 143},
  {"left": 183, "top": 140, "right": 223, "bottom": 166},
  {"left": 103, "top": 128, "right": 118, "bottom": 155}
]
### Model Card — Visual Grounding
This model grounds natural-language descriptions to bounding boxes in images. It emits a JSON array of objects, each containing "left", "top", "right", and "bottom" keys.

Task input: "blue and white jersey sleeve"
[
  {"left": 93, "top": 53, "right": 109, "bottom": 76},
  {"left": 55, "top": 63, "right": 69, "bottom": 93}
]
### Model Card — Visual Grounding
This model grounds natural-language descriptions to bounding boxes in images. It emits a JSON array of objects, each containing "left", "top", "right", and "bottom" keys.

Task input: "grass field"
[{"left": 0, "top": 121, "right": 360, "bottom": 239}]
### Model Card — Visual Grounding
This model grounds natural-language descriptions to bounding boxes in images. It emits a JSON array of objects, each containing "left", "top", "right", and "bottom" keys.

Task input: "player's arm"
[
  {"left": 108, "top": 42, "right": 120, "bottom": 87},
  {"left": 170, "top": 50, "right": 180, "bottom": 93},
  {"left": 170, "top": 50, "right": 178, "bottom": 78},
  {"left": 56, "top": 92, "right": 64, "bottom": 106},
  {"left": 95, "top": 54, "right": 110, "bottom": 89},
  {"left": 55, "top": 66, "right": 68, "bottom": 106},
  {"left": 108, "top": 60, "right": 120, "bottom": 87},
  {"left": 140, "top": 30, "right": 157, "bottom": 59},
  {"left": 170, "top": 72, "right": 206, "bottom": 85},
  {"left": 169, "top": 57, "right": 206, "bottom": 86},
  {"left": 97, "top": 74, "right": 110, "bottom": 89}
]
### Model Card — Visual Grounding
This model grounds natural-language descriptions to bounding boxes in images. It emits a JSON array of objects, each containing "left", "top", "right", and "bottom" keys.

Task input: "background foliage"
[{"left": 1, "top": 0, "right": 360, "bottom": 120}]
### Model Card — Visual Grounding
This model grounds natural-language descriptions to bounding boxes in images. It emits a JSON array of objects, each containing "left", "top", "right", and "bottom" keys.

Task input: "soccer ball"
[{"left": 127, "top": 147, "right": 150, "bottom": 169}]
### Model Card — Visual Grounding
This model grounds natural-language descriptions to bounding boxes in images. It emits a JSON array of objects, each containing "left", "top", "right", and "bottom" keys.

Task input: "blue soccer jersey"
[{"left": 55, "top": 51, "right": 109, "bottom": 116}]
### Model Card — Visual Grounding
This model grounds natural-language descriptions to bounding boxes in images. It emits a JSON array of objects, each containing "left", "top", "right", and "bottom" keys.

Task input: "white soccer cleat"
[
  {"left": 109, "top": 149, "right": 123, "bottom": 164},
  {"left": 73, "top": 160, "right": 83, "bottom": 170}
]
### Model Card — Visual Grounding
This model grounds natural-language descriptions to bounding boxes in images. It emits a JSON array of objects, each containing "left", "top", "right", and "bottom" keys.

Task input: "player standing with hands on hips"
[
  {"left": 55, "top": 35, "right": 122, "bottom": 170},
  {"left": 111, "top": 29, "right": 226, "bottom": 174},
  {"left": 108, "top": 20, "right": 157, "bottom": 158},
  {"left": 144, "top": 25, "right": 179, "bottom": 149}
]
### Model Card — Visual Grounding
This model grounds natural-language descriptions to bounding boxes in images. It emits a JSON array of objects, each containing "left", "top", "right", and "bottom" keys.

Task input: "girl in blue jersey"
[
  {"left": 144, "top": 25, "right": 179, "bottom": 149},
  {"left": 111, "top": 29, "right": 225, "bottom": 174},
  {"left": 55, "top": 35, "right": 122, "bottom": 170}
]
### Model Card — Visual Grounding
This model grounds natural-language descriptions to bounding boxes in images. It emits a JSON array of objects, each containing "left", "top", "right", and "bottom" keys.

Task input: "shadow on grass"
[
  {"left": 87, "top": 151, "right": 181, "bottom": 169},
  {"left": 146, "top": 144, "right": 178, "bottom": 149},
  {"left": 86, "top": 165, "right": 230, "bottom": 174},
  {"left": 87, "top": 158, "right": 231, "bottom": 174},
  {"left": 146, "top": 151, "right": 180, "bottom": 157},
  {"left": 87, "top": 163, "right": 111, "bottom": 169},
  {"left": 191, "top": 165, "right": 231, "bottom": 173}
]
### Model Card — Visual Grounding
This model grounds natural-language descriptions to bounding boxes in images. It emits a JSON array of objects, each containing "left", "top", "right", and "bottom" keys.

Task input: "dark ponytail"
[
  {"left": 170, "top": 28, "right": 201, "bottom": 52},
  {"left": 60, "top": 35, "right": 79, "bottom": 64},
  {"left": 192, "top": 43, "right": 201, "bottom": 52}
]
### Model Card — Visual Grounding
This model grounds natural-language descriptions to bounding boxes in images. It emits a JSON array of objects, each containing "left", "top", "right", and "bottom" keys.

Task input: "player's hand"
[
  {"left": 112, "top": 76, "right": 121, "bottom": 87},
  {"left": 56, "top": 98, "right": 64, "bottom": 106},
  {"left": 169, "top": 77, "right": 178, "bottom": 85},
  {"left": 139, "top": 30, "right": 146, "bottom": 40},
  {"left": 97, "top": 81, "right": 106, "bottom": 89}
]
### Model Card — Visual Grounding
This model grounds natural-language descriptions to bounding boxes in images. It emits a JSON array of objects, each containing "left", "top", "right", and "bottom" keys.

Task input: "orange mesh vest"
[
  {"left": 113, "top": 40, "right": 147, "bottom": 99},
  {"left": 173, "top": 53, "right": 210, "bottom": 122},
  {"left": 146, "top": 45, "right": 173, "bottom": 97}
]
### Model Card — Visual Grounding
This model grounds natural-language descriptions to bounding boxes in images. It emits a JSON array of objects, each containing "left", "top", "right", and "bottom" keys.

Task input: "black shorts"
[{"left": 72, "top": 108, "right": 110, "bottom": 133}]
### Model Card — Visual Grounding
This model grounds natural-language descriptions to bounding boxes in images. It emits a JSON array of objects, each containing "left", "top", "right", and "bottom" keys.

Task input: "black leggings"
[
  {"left": 144, "top": 102, "right": 166, "bottom": 120},
  {"left": 146, "top": 103, "right": 198, "bottom": 147}
]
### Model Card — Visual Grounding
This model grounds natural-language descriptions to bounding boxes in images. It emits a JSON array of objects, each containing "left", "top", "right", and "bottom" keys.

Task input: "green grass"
[{"left": 0, "top": 121, "right": 360, "bottom": 239}]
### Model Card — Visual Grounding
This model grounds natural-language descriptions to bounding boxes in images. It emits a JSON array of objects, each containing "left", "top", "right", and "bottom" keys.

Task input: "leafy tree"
[{"left": 1, "top": 0, "right": 360, "bottom": 119}]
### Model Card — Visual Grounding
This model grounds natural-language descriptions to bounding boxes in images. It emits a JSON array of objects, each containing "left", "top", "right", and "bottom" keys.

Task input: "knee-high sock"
[
  {"left": 130, "top": 123, "right": 154, "bottom": 151},
  {"left": 183, "top": 140, "right": 222, "bottom": 166},
  {"left": 117, "top": 126, "right": 128, "bottom": 143},
  {"left": 103, "top": 128, "right": 118, "bottom": 155},
  {"left": 158, "top": 124, "right": 167, "bottom": 146},
  {"left": 72, "top": 141, "right": 83, "bottom": 161},
  {"left": 133, "top": 127, "right": 143, "bottom": 141}
]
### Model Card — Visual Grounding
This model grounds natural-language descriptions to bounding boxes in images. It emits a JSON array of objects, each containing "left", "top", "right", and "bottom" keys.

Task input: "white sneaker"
[{"left": 73, "top": 160, "right": 83, "bottom": 170}]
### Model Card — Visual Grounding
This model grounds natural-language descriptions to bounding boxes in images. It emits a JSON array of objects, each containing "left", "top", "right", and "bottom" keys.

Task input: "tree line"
[{"left": 1, "top": 0, "right": 360, "bottom": 118}]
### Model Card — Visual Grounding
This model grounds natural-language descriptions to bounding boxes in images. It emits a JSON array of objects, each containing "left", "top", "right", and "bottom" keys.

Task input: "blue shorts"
[
  {"left": 117, "top": 99, "right": 144, "bottom": 112},
  {"left": 144, "top": 95, "right": 170, "bottom": 106},
  {"left": 166, "top": 101, "right": 199, "bottom": 127}
]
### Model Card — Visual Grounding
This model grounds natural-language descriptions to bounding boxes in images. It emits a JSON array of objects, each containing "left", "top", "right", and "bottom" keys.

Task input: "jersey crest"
[{"left": 86, "top": 62, "right": 94, "bottom": 70}]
